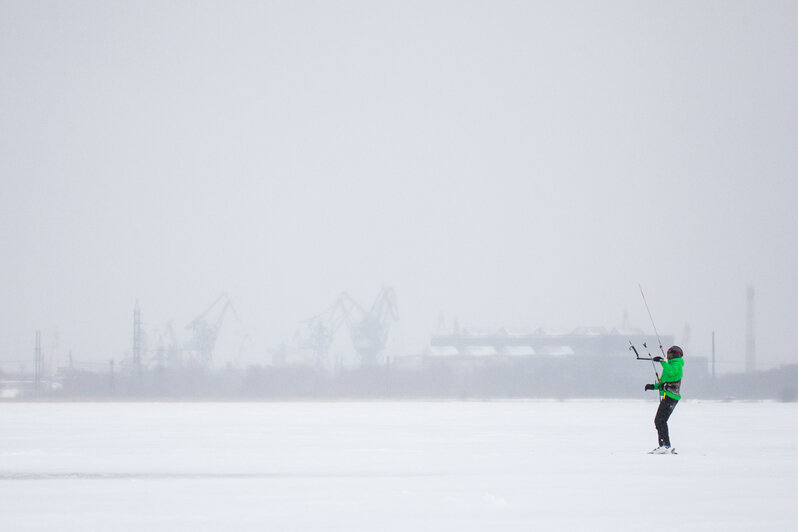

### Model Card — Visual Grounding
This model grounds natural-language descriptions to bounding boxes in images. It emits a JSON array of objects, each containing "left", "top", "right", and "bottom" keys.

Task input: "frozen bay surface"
[{"left": 1, "top": 400, "right": 796, "bottom": 531}]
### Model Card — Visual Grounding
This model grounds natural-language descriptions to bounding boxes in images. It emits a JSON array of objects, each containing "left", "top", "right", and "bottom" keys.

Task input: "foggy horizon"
[{"left": 2, "top": 1, "right": 797, "bottom": 373}]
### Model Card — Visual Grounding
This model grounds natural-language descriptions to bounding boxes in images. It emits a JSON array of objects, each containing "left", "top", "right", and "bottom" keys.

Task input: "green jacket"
[{"left": 655, "top": 357, "right": 684, "bottom": 400}]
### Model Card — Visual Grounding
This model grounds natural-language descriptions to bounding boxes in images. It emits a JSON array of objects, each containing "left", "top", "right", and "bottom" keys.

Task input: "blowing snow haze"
[{"left": 1, "top": 1, "right": 796, "bottom": 372}]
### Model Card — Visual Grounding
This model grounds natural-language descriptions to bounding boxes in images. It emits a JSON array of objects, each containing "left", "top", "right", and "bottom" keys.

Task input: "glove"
[
  {"left": 652, "top": 356, "right": 664, "bottom": 362},
  {"left": 644, "top": 384, "right": 656, "bottom": 391}
]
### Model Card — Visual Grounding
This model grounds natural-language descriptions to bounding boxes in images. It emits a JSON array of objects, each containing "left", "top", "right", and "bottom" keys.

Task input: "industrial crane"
[
  {"left": 297, "top": 287, "right": 399, "bottom": 367},
  {"left": 297, "top": 292, "right": 361, "bottom": 368},
  {"left": 184, "top": 293, "right": 241, "bottom": 367},
  {"left": 349, "top": 286, "right": 399, "bottom": 365},
  {"left": 154, "top": 321, "right": 181, "bottom": 368}
]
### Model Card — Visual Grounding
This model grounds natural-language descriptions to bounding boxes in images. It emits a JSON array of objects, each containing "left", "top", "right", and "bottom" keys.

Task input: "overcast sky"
[{"left": 1, "top": 1, "right": 796, "bottom": 372}]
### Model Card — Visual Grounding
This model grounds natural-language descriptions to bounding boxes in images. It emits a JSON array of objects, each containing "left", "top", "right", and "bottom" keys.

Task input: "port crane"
[
  {"left": 184, "top": 293, "right": 241, "bottom": 367},
  {"left": 297, "top": 287, "right": 399, "bottom": 367}
]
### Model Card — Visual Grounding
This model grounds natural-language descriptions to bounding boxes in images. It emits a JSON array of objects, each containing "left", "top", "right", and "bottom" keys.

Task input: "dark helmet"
[{"left": 667, "top": 345, "right": 683, "bottom": 359}]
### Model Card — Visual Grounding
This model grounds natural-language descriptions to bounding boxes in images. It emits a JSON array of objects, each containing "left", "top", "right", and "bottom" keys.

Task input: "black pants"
[{"left": 654, "top": 396, "right": 679, "bottom": 447}]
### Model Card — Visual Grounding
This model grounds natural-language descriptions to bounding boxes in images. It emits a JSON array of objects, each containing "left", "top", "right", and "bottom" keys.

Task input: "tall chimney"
[
  {"left": 745, "top": 286, "right": 756, "bottom": 373},
  {"left": 133, "top": 300, "right": 142, "bottom": 376}
]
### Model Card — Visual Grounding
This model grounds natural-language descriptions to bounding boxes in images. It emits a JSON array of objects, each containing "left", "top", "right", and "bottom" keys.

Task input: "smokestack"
[
  {"left": 133, "top": 300, "right": 142, "bottom": 376},
  {"left": 34, "top": 330, "right": 42, "bottom": 389},
  {"left": 745, "top": 286, "right": 756, "bottom": 373},
  {"left": 711, "top": 331, "right": 716, "bottom": 380}
]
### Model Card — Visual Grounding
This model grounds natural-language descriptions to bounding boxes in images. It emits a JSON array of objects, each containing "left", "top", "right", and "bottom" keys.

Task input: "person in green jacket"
[{"left": 645, "top": 345, "right": 684, "bottom": 454}]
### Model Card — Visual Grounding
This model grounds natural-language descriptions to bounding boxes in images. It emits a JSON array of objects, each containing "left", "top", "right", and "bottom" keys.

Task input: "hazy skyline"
[{"left": 2, "top": 1, "right": 796, "bottom": 372}]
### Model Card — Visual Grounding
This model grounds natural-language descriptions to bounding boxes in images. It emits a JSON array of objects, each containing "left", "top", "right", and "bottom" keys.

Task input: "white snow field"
[{"left": 1, "top": 400, "right": 796, "bottom": 531}]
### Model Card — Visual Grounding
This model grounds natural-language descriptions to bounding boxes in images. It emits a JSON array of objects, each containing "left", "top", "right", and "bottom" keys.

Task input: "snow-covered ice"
[{"left": 1, "top": 400, "right": 796, "bottom": 531}]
